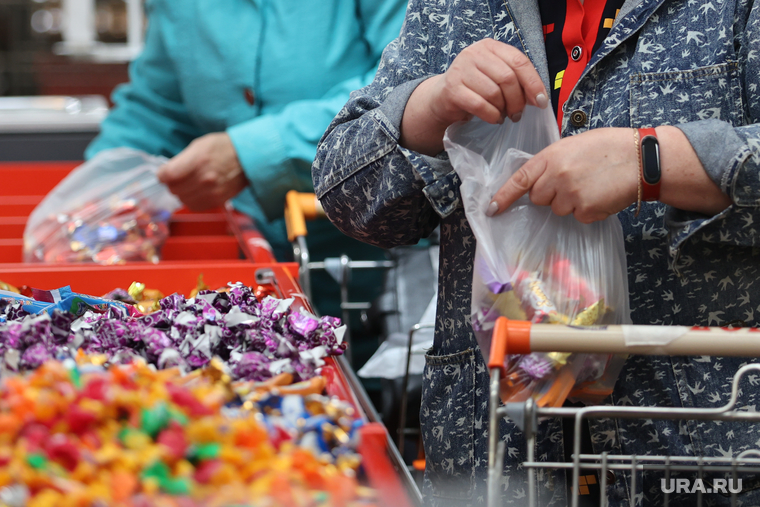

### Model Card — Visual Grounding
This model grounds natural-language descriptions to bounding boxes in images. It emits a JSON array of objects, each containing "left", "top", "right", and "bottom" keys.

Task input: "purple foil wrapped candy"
[
  {"left": 160, "top": 293, "right": 186, "bottom": 312},
  {"left": 291, "top": 360, "right": 317, "bottom": 381},
  {"left": 20, "top": 342, "right": 52, "bottom": 368},
  {"left": 517, "top": 354, "right": 555, "bottom": 380},
  {"left": 234, "top": 351, "right": 272, "bottom": 381},
  {"left": 0, "top": 300, "right": 27, "bottom": 322},
  {"left": 259, "top": 296, "right": 293, "bottom": 324},
  {"left": 226, "top": 282, "right": 260, "bottom": 312},
  {"left": 201, "top": 290, "right": 230, "bottom": 314},
  {"left": 94, "top": 319, "right": 136, "bottom": 349},
  {"left": 2, "top": 321, "right": 23, "bottom": 350},
  {"left": 0, "top": 282, "right": 346, "bottom": 382},
  {"left": 242, "top": 327, "right": 269, "bottom": 353},
  {"left": 157, "top": 348, "right": 186, "bottom": 370},
  {"left": 50, "top": 311, "right": 76, "bottom": 345},
  {"left": 138, "top": 309, "right": 173, "bottom": 329},
  {"left": 287, "top": 310, "right": 319, "bottom": 338},
  {"left": 475, "top": 253, "right": 513, "bottom": 294},
  {"left": 143, "top": 327, "right": 173, "bottom": 359},
  {"left": 197, "top": 298, "right": 220, "bottom": 323}
]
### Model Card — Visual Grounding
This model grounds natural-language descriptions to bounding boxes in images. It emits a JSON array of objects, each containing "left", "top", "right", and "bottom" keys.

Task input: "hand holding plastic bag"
[
  {"left": 444, "top": 105, "right": 630, "bottom": 406},
  {"left": 24, "top": 148, "right": 182, "bottom": 264}
]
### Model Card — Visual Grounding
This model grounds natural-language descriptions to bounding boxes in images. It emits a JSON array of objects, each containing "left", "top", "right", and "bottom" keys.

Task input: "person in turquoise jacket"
[{"left": 85, "top": 0, "right": 407, "bottom": 341}]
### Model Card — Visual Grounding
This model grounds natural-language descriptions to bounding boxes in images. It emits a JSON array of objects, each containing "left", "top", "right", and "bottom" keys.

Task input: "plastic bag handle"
[
  {"left": 285, "top": 191, "right": 327, "bottom": 242},
  {"left": 488, "top": 317, "right": 532, "bottom": 374}
]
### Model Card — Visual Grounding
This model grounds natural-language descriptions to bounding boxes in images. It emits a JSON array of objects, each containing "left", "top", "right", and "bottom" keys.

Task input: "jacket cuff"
[
  {"left": 665, "top": 205, "right": 733, "bottom": 259},
  {"left": 666, "top": 121, "right": 754, "bottom": 257},
  {"left": 675, "top": 119, "right": 748, "bottom": 201},
  {"left": 228, "top": 117, "right": 300, "bottom": 221},
  {"left": 374, "top": 76, "right": 461, "bottom": 218}
]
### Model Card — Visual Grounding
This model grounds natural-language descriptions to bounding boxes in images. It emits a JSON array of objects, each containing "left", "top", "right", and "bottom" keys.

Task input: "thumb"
[
  {"left": 487, "top": 156, "right": 547, "bottom": 216},
  {"left": 158, "top": 151, "right": 194, "bottom": 184}
]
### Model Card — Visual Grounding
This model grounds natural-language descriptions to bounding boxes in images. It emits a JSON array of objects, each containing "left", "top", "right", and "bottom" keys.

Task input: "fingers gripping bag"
[
  {"left": 443, "top": 105, "right": 630, "bottom": 407},
  {"left": 23, "top": 148, "right": 182, "bottom": 265}
]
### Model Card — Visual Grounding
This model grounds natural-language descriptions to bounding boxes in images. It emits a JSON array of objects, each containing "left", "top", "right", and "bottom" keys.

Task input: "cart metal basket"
[
  {"left": 487, "top": 318, "right": 760, "bottom": 507},
  {"left": 284, "top": 190, "right": 394, "bottom": 364}
]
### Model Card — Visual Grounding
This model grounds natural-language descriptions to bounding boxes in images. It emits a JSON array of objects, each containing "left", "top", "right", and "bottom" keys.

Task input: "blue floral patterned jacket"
[{"left": 313, "top": 0, "right": 760, "bottom": 505}]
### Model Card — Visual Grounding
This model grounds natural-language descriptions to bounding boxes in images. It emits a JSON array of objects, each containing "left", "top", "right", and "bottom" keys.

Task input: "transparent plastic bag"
[
  {"left": 23, "top": 148, "right": 182, "bottom": 264},
  {"left": 444, "top": 106, "right": 631, "bottom": 406}
]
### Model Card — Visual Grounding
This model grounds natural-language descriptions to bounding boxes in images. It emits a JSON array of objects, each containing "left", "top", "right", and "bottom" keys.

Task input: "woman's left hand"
[{"left": 488, "top": 127, "right": 640, "bottom": 223}]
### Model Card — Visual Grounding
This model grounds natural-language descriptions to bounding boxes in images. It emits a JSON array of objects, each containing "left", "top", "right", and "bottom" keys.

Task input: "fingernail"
[
  {"left": 535, "top": 93, "right": 549, "bottom": 109},
  {"left": 486, "top": 201, "right": 499, "bottom": 217},
  {"left": 511, "top": 111, "right": 522, "bottom": 123}
]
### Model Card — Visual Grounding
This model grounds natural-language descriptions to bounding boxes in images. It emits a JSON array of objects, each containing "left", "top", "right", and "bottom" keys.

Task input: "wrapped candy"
[
  {"left": 23, "top": 148, "right": 182, "bottom": 265},
  {"left": 0, "top": 283, "right": 346, "bottom": 383},
  {"left": 444, "top": 104, "right": 632, "bottom": 407},
  {"left": 0, "top": 359, "right": 377, "bottom": 507}
]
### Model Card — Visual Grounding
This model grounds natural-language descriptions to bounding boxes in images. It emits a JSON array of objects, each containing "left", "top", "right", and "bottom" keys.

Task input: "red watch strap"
[{"left": 638, "top": 127, "right": 660, "bottom": 201}]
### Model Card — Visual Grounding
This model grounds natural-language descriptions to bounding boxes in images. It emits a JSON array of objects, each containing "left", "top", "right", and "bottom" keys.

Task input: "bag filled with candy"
[
  {"left": 23, "top": 148, "right": 182, "bottom": 264},
  {"left": 444, "top": 105, "right": 630, "bottom": 407}
]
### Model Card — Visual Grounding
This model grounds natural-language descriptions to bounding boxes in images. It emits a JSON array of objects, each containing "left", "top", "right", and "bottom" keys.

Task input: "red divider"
[
  {"left": 0, "top": 163, "right": 78, "bottom": 196},
  {"left": 358, "top": 423, "right": 414, "bottom": 507},
  {"left": 0, "top": 162, "right": 245, "bottom": 262},
  {"left": 0, "top": 261, "right": 298, "bottom": 296}
]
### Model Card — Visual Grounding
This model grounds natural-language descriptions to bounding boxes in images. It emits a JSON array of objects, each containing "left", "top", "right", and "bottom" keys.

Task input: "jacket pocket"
[
  {"left": 420, "top": 348, "right": 476, "bottom": 500},
  {"left": 630, "top": 61, "right": 744, "bottom": 127}
]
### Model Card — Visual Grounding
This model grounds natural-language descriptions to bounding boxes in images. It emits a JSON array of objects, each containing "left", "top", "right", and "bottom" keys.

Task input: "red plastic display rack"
[
  {"left": 0, "top": 161, "right": 420, "bottom": 505},
  {"left": 0, "top": 161, "right": 276, "bottom": 264},
  {"left": 0, "top": 260, "right": 420, "bottom": 506},
  {"left": 0, "top": 261, "right": 300, "bottom": 301}
]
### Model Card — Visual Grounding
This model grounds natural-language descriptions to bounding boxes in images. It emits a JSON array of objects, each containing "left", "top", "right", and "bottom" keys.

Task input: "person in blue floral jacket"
[{"left": 313, "top": 0, "right": 760, "bottom": 506}]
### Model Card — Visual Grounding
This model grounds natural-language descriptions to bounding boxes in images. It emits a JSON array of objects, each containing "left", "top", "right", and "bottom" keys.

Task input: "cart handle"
[
  {"left": 487, "top": 317, "right": 532, "bottom": 375},
  {"left": 490, "top": 318, "right": 760, "bottom": 358},
  {"left": 284, "top": 191, "right": 327, "bottom": 242}
]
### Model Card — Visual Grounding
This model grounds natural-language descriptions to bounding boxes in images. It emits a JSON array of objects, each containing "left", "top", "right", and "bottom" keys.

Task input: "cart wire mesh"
[{"left": 487, "top": 320, "right": 760, "bottom": 507}]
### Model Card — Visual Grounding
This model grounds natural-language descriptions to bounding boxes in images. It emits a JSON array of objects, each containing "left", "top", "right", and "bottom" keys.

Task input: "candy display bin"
[
  {"left": 0, "top": 161, "right": 421, "bottom": 506},
  {"left": 0, "top": 261, "right": 420, "bottom": 507},
  {"left": 0, "top": 160, "right": 277, "bottom": 264}
]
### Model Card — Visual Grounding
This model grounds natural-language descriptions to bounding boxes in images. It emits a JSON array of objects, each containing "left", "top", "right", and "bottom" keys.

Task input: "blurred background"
[{"left": 0, "top": 0, "right": 140, "bottom": 160}]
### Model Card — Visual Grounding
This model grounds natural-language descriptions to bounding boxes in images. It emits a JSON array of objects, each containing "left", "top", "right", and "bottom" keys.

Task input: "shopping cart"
[
  {"left": 284, "top": 190, "right": 395, "bottom": 364},
  {"left": 487, "top": 317, "right": 760, "bottom": 507}
]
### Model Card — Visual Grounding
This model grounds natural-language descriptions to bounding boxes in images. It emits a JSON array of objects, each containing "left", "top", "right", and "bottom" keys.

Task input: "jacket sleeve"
[
  {"left": 667, "top": 2, "right": 760, "bottom": 255},
  {"left": 226, "top": 0, "right": 409, "bottom": 221},
  {"left": 313, "top": 0, "right": 461, "bottom": 249},
  {"left": 85, "top": 0, "right": 202, "bottom": 161}
]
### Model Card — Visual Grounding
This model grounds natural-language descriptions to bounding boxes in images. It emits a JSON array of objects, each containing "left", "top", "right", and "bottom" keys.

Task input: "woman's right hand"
[{"left": 400, "top": 39, "right": 549, "bottom": 156}]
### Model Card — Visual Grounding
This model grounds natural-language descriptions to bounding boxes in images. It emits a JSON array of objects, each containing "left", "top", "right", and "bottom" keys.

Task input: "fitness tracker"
[{"left": 638, "top": 127, "right": 661, "bottom": 201}]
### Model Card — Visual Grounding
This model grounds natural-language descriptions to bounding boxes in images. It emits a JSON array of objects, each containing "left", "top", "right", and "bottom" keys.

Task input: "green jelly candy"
[
  {"left": 27, "top": 453, "right": 47, "bottom": 469},
  {"left": 118, "top": 427, "right": 149, "bottom": 444},
  {"left": 188, "top": 442, "right": 221, "bottom": 461},
  {"left": 168, "top": 408, "right": 188, "bottom": 426},
  {"left": 141, "top": 460, "right": 170, "bottom": 480},
  {"left": 118, "top": 427, "right": 132, "bottom": 443},
  {"left": 68, "top": 367, "right": 82, "bottom": 389},
  {"left": 141, "top": 402, "right": 170, "bottom": 438},
  {"left": 159, "top": 477, "right": 191, "bottom": 496}
]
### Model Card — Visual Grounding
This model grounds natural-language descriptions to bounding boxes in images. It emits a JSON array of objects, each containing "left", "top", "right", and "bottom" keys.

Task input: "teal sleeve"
[
  {"left": 226, "top": 0, "right": 407, "bottom": 222},
  {"left": 357, "top": 0, "right": 408, "bottom": 62},
  {"left": 227, "top": 78, "right": 367, "bottom": 222},
  {"left": 85, "top": 0, "right": 202, "bottom": 160}
]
